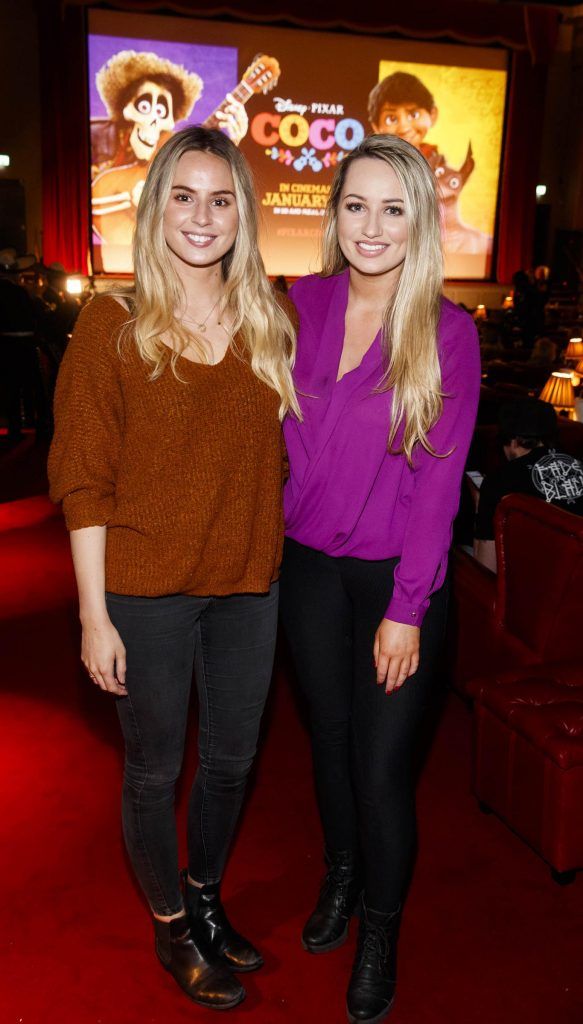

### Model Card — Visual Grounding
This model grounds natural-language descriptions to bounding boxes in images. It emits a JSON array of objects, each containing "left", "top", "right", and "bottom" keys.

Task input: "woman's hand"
[
  {"left": 373, "top": 618, "right": 420, "bottom": 695},
  {"left": 69, "top": 526, "right": 126, "bottom": 696},
  {"left": 81, "top": 614, "right": 127, "bottom": 696}
]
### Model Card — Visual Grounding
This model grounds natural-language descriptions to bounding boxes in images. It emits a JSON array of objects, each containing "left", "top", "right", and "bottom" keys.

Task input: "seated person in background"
[
  {"left": 529, "top": 335, "right": 557, "bottom": 367},
  {"left": 474, "top": 398, "right": 583, "bottom": 571},
  {"left": 0, "top": 251, "right": 41, "bottom": 442},
  {"left": 511, "top": 270, "right": 545, "bottom": 348}
]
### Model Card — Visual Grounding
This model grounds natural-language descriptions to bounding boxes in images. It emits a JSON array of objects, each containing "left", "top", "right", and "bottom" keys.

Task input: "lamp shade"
[
  {"left": 539, "top": 371, "right": 575, "bottom": 410},
  {"left": 565, "top": 338, "right": 583, "bottom": 361},
  {"left": 575, "top": 357, "right": 583, "bottom": 376}
]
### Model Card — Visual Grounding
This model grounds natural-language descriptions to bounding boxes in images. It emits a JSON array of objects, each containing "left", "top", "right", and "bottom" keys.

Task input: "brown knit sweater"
[{"left": 48, "top": 294, "right": 288, "bottom": 597}]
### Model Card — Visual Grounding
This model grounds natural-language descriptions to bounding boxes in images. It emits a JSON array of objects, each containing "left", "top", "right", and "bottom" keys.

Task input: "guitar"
[
  {"left": 203, "top": 54, "right": 281, "bottom": 130},
  {"left": 92, "top": 54, "right": 281, "bottom": 249}
]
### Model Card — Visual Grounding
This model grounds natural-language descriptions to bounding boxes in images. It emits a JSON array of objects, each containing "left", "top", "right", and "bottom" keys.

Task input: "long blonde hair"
[
  {"left": 122, "top": 126, "right": 299, "bottom": 420},
  {"left": 321, "top": 134, "right": 444, "bottom": 461}
]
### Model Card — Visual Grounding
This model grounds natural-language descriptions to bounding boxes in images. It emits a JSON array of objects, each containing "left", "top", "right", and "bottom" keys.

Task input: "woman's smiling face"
[
  {"left": 337, "top": 157, "right": 408, "bottom": 282},
  {"left": 162, "top": 150, "right": 239, "bottom": 270}
]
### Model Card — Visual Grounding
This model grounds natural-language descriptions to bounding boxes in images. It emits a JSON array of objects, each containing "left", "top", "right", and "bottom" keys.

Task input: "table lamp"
[
  {"left": 539, "top": 371, "right": 575, "bottom": 417},
  {"left": 564, "top": 337, "right": 583, "bottom": 363}
]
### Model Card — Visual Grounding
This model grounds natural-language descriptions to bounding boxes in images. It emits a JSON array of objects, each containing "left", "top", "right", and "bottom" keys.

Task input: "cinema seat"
[
  {"left": 450, "top": 493, "right": 583, "bottom": 696},
  {"left": 471, "top": 662, "right": 583, "bottom": 883}
]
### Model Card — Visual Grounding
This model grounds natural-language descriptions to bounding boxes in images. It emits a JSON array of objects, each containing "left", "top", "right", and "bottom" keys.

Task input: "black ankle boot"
[
  {"left": 183, "top": 873, "right": 263, "bottom": 973},
  {"left": 302, "top": 849, "right": 363, "bottom": 954},
  {"left": 153, "top": 915, "right": 245, "bottom": 1009},
  {"left": 346, "top": 901, "right": 401, "bottom": 1023}
]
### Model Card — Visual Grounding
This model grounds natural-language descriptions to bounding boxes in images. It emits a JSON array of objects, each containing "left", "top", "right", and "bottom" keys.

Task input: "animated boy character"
[{"left": 367, "top": 71, "right": 441, "bottom": 170}]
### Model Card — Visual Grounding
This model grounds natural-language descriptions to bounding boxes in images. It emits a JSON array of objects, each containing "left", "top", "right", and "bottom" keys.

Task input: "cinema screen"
[{"left": 88, "top": 9, "right": 507, "bottom": 279}]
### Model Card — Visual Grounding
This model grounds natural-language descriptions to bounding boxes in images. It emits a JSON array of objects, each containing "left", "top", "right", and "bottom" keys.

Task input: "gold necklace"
[{"left": 181, "top": 295, "right": 223, "bottom": 334}]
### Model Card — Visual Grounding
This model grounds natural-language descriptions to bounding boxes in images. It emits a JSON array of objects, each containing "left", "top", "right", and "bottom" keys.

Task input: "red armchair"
[
  {"left": 449, "top": 493, "right": 583, "bottom": 881},
  {"left": 471, "top": 662, "right": 583, "bottom": 882},
  {"left": 450, "top": 493, "right": 583, "bottom": 695}
]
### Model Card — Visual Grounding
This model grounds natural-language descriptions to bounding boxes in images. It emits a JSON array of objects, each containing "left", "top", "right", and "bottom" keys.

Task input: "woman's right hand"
[
  {"left": 69, "top": 527, "right": 126, "bottom": 696},
  {"left": 81, "top": 615, "right": 127, "bottom": 696}
]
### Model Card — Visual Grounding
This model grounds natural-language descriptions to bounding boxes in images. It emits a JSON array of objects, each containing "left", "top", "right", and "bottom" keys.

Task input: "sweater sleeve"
[
  {"left": 385, "top": 310, "right": 480, "bottom": 626},
  {"left": 48, "top": 298, "right": 125, "bottom": 531}
]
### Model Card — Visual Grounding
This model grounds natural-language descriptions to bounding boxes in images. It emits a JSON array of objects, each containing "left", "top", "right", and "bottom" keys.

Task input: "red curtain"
[
  {"left": 495, "top": 51, "right": 547, "bottom": 284},
  {"left": 39, "top": 2, "right": 90, "bottom": 273},
  {"left": 40, "top": 1, "right": 560, "bottom": 280}
]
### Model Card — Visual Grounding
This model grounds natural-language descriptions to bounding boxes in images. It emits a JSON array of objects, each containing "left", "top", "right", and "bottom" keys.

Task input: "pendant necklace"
[{"left": 182, "top": 295, "right": 223, "bottom": 334}]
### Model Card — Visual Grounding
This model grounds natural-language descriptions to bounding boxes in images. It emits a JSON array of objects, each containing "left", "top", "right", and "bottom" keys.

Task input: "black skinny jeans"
[
  {"left": 279, "top": 540, "right": 447, "bottom": 913},
  {"left": 106, "top": 586, "right": 279, "bottom": 918}
]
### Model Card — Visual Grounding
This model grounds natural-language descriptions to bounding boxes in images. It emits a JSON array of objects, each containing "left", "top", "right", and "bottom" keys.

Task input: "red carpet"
[
  {"left": 1, "top": 498, "right": 582, "bottom": 1024},
  {"left": 0, "top": 432, "right": 49, "bottom": 503}
]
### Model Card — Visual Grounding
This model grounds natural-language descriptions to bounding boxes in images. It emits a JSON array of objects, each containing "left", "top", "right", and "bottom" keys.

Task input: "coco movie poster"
[{"left": 88, "top": 10, "right": 508, "bottom": 280}]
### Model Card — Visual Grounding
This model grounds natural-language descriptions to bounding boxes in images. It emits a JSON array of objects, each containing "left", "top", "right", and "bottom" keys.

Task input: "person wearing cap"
[
  {"left": 474, "top": 398, "right": 583, "bottom": 571},
  {"left": 0, "top": 251, "right": 43, "bottom": 442}
]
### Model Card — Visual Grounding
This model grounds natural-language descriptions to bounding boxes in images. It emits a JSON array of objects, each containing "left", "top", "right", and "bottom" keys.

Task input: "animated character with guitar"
[{"left": 91, "top": 49, "right": 281, "bottom": 251}]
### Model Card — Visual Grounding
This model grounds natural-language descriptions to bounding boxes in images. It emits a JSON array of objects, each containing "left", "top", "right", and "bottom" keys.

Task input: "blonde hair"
[
  {"left": 122, "top": 126, "right": 299, "bottom": 420},
  {"left": 321, "top": 134, "right": 444, "bottom": 462}
]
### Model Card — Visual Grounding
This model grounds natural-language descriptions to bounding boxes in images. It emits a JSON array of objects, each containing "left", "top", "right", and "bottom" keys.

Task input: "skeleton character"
[
  {"left": 90, "top": 50, "right": 248, "bottom": 251},
  {"left": 91, "top": 52, "right": 204, "bottom": 176},
  {"left": 121, "top": 79, "right": 178, "bottom": 162}
]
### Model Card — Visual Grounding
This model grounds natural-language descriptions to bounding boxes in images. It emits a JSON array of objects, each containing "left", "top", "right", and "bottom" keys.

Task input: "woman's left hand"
[{"left": 373, "top": 619, "right": 420, "bottom": 694}]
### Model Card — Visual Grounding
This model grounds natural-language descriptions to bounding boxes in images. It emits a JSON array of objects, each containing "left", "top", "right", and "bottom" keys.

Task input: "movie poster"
[
  {"left": 374, "top": 60, "right": 506, "bottom": 278},
  {"left": 88, "top": 11, "right": 508, "bottom": 279}
]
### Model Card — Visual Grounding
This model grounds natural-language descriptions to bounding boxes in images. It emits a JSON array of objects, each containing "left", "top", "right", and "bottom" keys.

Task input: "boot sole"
[
  {"left": 156, "top": 946, "right": 246, "bottom": 1010},
  {"left": 302, "top": 920, "right": 349, "bottom": 954},
  {"left": 226, "top": 955, "right": 264, "bottom": 974},
  {"left": 346, "top": 995, "right": 395, "bottom": 1024}
]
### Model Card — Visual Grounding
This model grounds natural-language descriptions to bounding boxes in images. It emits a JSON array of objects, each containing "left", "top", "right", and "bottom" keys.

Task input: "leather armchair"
[
  {"left": 471, "top": 662, "right": 583, "bottom": 882},
  {"left": 450, "top": 493, "right": 583, "bottom": 695}
]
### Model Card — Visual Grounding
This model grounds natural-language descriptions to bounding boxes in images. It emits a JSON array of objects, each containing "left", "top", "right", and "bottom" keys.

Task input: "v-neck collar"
[{"left": 309, "top": 270, "right": 383, "bottom": 397}]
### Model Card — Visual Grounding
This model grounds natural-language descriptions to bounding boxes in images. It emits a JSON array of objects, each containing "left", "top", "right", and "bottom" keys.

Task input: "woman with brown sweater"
[{"left": 48, "top": 127, "right": 298, "bottom": 1011}]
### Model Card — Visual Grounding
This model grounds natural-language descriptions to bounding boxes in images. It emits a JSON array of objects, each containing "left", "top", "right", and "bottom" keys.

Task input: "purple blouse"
[{"left": 283, "top": 270, "right": 481, "bottom": 626}]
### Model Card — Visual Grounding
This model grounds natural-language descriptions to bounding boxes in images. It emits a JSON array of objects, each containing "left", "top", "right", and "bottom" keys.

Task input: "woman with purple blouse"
[{"left": 280, "top": 134, "right": 480, "bottom": 1023}]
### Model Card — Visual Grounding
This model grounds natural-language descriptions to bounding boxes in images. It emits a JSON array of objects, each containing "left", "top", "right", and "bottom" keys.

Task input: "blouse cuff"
[{"left": 384, "top": 597, "right": 427, "bottom": 628}]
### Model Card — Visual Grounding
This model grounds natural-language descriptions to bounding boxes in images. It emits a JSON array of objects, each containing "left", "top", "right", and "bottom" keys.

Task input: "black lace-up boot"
[
  {"left": 153, "top": 914, "right": 245, "bottom": 1009},
  {"left": 183, "top": 872, "right": 263, "bottom": 973},
  {"left": 346, "top": 901, "right": 401, "bottom": 1023},
  {"left": 302, "top": 848, "right": 363, "bottom": 953}
]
